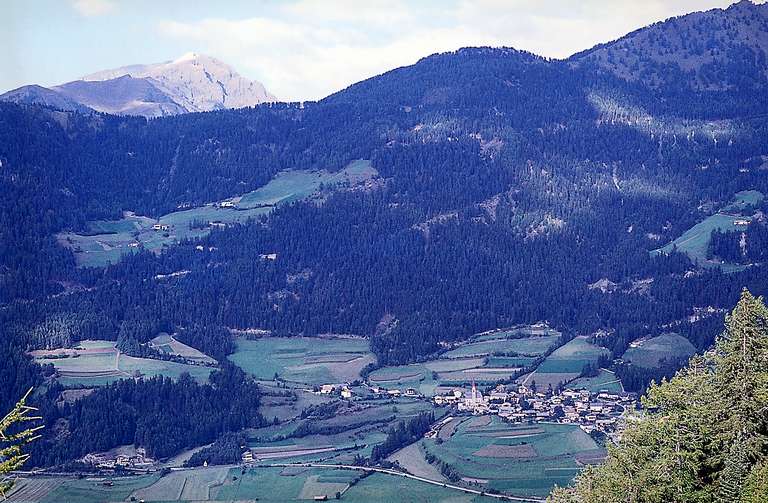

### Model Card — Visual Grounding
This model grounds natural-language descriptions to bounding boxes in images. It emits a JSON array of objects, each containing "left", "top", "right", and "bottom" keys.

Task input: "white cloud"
[
  {"left": 157, "top": 0, "right": 742, "bottom": 101},
  {"left": 71, "top": 0, "right": 116, "bottom": 17}
]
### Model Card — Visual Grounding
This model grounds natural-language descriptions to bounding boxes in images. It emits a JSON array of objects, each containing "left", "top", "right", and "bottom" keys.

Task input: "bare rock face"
[{"left": 1, "top": 53, "right": 276, "bottom": 118}]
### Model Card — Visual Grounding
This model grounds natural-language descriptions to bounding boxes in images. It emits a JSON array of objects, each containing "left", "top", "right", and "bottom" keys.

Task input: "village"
[
  {"left": 430, "top": 381, "right": 636, "bottom": 441},
  {"left": 314, "top": 377, "right": 636, "bottom": 444}
]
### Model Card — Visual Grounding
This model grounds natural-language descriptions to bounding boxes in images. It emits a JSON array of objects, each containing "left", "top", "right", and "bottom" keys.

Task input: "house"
[
  {"left": 387, "top": 389, "right": 401, "bottom": 397},
  {"left": 220, "top": 201, "right": 235, "bottom": 208},
  {"left": 152, "top": 223, "right": 169, "bottom": 231},
  {"left": 341, "top": 387, "right": 353, "bottom": 399},
  {"left": 404, "top": 388, "right": 419, "bottom": 397},
  {"left": 489, "top": 390, "right": 509, "bottom": 402},
  {"left": 734, "top": 219, "right": 750, "bottom": 226},
  {"left": 319, "top": 384, "right": 335, "bottom": 394},
  {"left": 209, "top": 221, "right": 227, "bottom": 229}
]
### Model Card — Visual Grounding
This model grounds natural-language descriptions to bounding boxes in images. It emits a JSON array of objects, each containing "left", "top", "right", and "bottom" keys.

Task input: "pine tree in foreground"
[
  {"left": 0, "top": 388, "right": 43, "bottom": 498},
  {"left": 549, "top": 289, "right": 768, "bottom": 503}
]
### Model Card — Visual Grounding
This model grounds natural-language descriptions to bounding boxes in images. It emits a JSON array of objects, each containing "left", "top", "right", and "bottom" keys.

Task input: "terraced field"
[
  {"left": 520, "top": 336, "right": 609, "bottom": 389},
  {"left": 422, "top": 417, "right": 605, "bottom": 499},
  {"left": 622, "top": 333, "right": 697, "bottom": 368},
  {"left": 229, "top": 335, "right": 374, "bottom": 384},
  {"left": 58, "top": 160, "right": 377, "bottom": 267},
  {"left": 30, "top": 339, "right": 213, "bottom": 386}
]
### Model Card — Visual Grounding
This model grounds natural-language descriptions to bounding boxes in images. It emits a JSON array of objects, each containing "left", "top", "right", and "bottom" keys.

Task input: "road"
[{"left": 264, "top": 461, "right": 545, "bottom": 503}]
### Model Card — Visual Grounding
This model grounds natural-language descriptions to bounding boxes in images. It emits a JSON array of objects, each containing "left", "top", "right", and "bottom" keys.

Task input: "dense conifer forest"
[{"left": 2, "top": 0, "right": 768, "bottom": 471}]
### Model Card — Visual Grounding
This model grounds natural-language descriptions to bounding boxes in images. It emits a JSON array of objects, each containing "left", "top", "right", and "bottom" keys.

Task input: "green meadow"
[
  {"left": 367, "top": 327, "right": 561, "bottom": 396},
  {"left": 566, "top": 369, "right": 623, "bottom": 393},
  {"left": 522, "top": 336, "right": 609, "bottom": 389},
  {"left": 652, "top": 189, "right": 764, "bottom": 270},
  {"left": 58, "top": 160, "right": 377, "bottom": 267},
  {"left": 622, "top": 333, "right": 697, "bottom": 368},
  {"left": 228, "top": 336, "right": 375, "bottom": 384},
  {"left": 31, "top": 339, "right": 212, "bottom": 387}
]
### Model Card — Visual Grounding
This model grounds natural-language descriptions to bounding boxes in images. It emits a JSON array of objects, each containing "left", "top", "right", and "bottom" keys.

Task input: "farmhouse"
[
  {"left": 319, "top": 384, "right": 335, "bottom": 394},
  {"left": 734, "top": 219, "right": 750, "bottom": 226},
  {"left": 152, "top": 223, "right": 169, "bottom": 231},
  {"left": 220, "top": 201, "right": 235, "bottom": 208}
]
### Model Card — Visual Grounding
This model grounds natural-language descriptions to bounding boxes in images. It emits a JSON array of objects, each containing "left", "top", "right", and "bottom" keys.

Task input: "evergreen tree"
[
  {"left": 549, "top": 290, "right": 768, "bottom": 502},
  {"left": 0, "top": 389, "right": 43, "bottom": 497}
]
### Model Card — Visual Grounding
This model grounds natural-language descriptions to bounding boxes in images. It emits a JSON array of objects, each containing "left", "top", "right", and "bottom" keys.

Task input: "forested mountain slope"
[
  {"left": 573, "top": 0, "right": 768, "bottom": 94},
  {"left": 2, "top": 2, "right": 768, "bottom": 466}
]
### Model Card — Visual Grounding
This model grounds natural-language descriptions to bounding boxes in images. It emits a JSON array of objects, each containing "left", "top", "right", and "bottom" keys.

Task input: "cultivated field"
[
  {"left": 520, "top": 336, "right": 609, "bottom": 389},
  {"left": 622, "top": 333, "right": 697, "bottom": 368},
  {"left": 213, "top": 466, "right": 495, "bottom": 502},
  {"left": 31, "top": 339, "right": 212, "bottom": 386},
  {"left": 131, "top": 467, "right": 229, "bottom": 501},
  {"left": 149, "top": 333, "right": 216, "bottom": 364},
  {"left": 5, "top": 478, "right": 63, "bottom": 503},
  {"left": 388, "top": 442, "right": 447, "bottom": 481},
  {"left": 15, "top": 467, "right": 494, "bottom": 503},
  {"left": 566, "top": 369, "right": 623, "bottom": 393},
  {"left": 368, "top": 326, "right": 561, "bottom": 396},
  {"left": 229, "top": 335, "right": 374, "bottom": 384},
  {"left": 244, "top": 398, "right": 441, "bottom": 465},
  {"left": 442, "top": 331, "right": 560, "bottom": 359},
  {"left": 58, "top": 160, "right": 377, "bottom": 267},
  {"left": 422, "top": 417, "right": 605, "bottom": 498},
  {"left": 37, "top": 475, "right": 159, "bottom": 503}
]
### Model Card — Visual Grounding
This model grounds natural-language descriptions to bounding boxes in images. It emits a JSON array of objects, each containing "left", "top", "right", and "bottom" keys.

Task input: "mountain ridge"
[{"left": 0, "top": 53, "right": 275, "bottom": 117}]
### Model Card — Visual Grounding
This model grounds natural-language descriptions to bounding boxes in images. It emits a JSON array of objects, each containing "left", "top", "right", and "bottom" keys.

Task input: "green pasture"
[
  {"left": 486, "top": 356, "right": 537, "bottom": 368},
  {"left": 652, "top": 190, "right": 763, "bottom": 270},
  {"left": 213, "top": 466, "right": 494, "bottom": 502},
  {"left": 58, "top": 160, "right": 377, "bottom": 267},
  {"left": 566, "top": 369, "right": 623, "bottom": 393},
  {"left": 25, "top": 468, "right": 495, "bottom": 503},
  {"left": 246, "top": 399, "right": 437, "bottom": 464},
  {"left": 725, "top": 189, "right": 764, "bottom": 210},
  {"left": 442, "top": 334, "right": 559, "bottom": 359},
  {"left": 523, "top": 336, "right": 609, "bottom": 389},
  {"left": 39, "top": 475, "right": 159, "bottom": 503},
  {"left": 368, "top": 355, "right": 526, "bottom": 396},
  {"left": 622, "top": 333, "right": 697, "bottom": 368},
  {"left": 33, "top": 339, "right": 212, "bottom": 387},
  {"left": 229, "top": 336, "right": 374, "bottom": 384}
]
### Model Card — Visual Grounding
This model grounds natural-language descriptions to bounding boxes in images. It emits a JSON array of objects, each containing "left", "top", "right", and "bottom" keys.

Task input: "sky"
[{"left": 2, "top": 0, "right": 757, "bottom": 101}]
